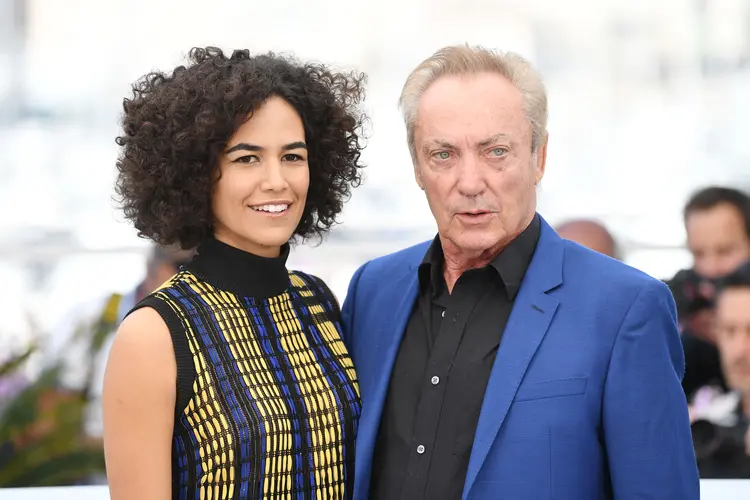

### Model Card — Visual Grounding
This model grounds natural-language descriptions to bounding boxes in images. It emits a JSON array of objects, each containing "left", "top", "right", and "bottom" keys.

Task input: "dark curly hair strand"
[{"left": 115, "top": 46, "right": 368, "bottom": 249}]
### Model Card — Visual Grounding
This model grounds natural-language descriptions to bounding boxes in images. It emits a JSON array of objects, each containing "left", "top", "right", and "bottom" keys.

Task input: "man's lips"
[
  {"left": 456, "top": 211, "right": 493, "bottom": 223},
  {"left": 457, "top": 210, "right": 492, "bottom": 216}
]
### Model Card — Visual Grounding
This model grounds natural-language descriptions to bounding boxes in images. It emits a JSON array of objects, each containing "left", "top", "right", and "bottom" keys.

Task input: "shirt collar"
[{"left": 418, "top": 214, "right": 541, "bottom": 300}]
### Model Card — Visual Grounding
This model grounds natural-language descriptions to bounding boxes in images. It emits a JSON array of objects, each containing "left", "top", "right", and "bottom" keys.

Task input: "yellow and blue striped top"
[{"left": 132, "top": 237, "right": 361, "bottom": 500}]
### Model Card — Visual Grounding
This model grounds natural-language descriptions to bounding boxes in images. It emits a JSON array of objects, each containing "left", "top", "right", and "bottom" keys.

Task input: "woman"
[{"left": 103, "top": 47, "right": 367, "bottom": 500}]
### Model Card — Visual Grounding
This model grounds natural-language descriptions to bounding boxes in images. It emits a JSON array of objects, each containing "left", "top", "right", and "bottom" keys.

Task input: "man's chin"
[{"left": 447, "top": 234, "right": 504, "bottom": 254}]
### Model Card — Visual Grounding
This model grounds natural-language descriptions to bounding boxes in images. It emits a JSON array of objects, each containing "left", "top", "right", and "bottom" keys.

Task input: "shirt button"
[
  {"left": 417, "top": 445, "right": 425, "bottom": 454},
  {"left": 431, "top": 376, "right": 440, "bottom": 385}
]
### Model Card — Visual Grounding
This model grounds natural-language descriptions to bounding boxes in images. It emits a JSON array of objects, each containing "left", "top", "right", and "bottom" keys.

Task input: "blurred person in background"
[
  {"left": 80, "top": 244, "right": 194, "bottom": 438},
  {"left": 25, "top": 243, "right": 195, "bottom": 485},
  {"left": 689, "top": 268, "right": 750, "bottom": 477},
  {"left": 40, "top": 244, "right": 194, "bottom": 435},
  {"left": 554, "top": 218, "right": 619, "bottom": 259},
  {"left": 669, "top": 187, "right": 750, "bottom": 399},
  {"left": 342, "top": 45, "right": 698, "bottom": 500},
  {"left": 119, "top": 245, "right": 196, "bottom": 324},
  {"left": 102, "top": 47, "right": 367, "bottom": 500}
]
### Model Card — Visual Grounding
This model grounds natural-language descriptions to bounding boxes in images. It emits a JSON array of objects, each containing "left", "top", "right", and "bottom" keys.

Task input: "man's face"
[
  {"left": 715, "top": 287, "right": 750, "bottom": 393},
  {"left": 144, "top": 261, "right": 180, "bottom": 293},
  {"left": 686, "top": 203, "right": 750, "bottom": 279},
  {"left": 412, "top": 72, "right": 546, "bottom": 255}
]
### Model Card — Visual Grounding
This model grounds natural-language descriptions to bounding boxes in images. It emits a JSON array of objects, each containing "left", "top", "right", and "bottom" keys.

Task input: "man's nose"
[
  {"left": 456, "top": 156, "right": 485, "bottom": 197},
  {"left": 698, "top": 255, "right": 724, "bottom": 279}
]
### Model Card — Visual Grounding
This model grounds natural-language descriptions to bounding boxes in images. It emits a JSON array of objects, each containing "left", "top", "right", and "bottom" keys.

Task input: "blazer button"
[{"left": 417, "top": 445, "right": 425, "bottom": 454}]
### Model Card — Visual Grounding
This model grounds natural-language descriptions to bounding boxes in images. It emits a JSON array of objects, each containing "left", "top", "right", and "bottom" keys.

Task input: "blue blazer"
[{"left": 341, "top": 216, "right": 699, "bottom": 500}]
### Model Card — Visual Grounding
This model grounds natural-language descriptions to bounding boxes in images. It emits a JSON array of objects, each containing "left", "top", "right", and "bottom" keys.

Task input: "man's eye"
[{"left": 490, "top": 147, "right": 507, "bottom": 157}]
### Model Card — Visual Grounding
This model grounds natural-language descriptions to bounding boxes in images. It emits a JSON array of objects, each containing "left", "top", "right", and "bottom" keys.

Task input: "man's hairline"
[{"left": 684, "top": 202, "right": 750, "bottom": 241}]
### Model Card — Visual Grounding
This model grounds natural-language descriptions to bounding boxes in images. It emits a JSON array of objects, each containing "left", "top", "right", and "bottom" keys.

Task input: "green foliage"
[
  {"left": 0, "top": 359, "right": 105, "bottom": 486},
  {"left": 0, "top": 292, "right": 122, "bottom": 487}
]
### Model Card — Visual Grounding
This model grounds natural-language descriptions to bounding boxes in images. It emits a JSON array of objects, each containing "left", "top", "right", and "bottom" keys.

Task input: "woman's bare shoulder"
[{"left": 105, "top": 306, "right": 176, "bottom": 393}]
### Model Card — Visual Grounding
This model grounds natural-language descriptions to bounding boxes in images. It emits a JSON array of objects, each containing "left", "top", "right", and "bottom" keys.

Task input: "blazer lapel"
[
  {"left": 355, "top": 264, "right": 420, "bottom": 497},
  {"left": 463, "top": 218, "right": 564, "bottom": 499}
]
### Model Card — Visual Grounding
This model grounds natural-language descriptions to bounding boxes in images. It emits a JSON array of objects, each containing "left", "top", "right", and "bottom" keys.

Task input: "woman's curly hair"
[{"left": 115, "top": 46, "right": 367, "bottom": 249}]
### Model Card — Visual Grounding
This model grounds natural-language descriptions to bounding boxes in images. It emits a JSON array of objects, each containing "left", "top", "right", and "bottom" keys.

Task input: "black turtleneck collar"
[{"left": 185, "top": 237, "right": 290, "bottom": 298}]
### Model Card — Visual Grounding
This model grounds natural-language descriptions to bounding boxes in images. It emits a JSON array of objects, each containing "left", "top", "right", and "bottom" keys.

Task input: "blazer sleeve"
[
  {"left": 603, "top": 279, "right": 700, "bottom": 499},
  {"left": 340, "top": 262, "right": 368, "bottom": 354}
]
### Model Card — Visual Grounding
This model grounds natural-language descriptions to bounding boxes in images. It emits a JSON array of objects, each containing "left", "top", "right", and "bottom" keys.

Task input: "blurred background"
[{"left": 2, "top": 0, "right": 750, "bottom": 489}]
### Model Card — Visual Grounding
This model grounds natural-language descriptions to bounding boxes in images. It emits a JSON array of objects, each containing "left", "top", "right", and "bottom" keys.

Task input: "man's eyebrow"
[
  {"left": 476, "top": 133, "right": 512, "bottom": 149},
  {"left": 421, "top": 139, "right": 456, "bottom": 153}
]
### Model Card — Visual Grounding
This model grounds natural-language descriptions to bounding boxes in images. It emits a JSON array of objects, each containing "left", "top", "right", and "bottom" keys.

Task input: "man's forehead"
[
  {"left": 418, "top": 73, "right": 524, "bottom": 112},
  {"left": 416, "top": 94, "right": 528, "bottom": 148},
  {"left": 718, "top": 288, "right": 750, "bottom": 310},
  {"left": 688, "top": 204, "right": 745, "bottom": 226},
  {"left": 419, "top": 72, "right": 521, "bottom": 104},
  {"left": 417, "top": 97, "right": 526, "bottom": 126},
  {"left": 688, "top": 212, "right": 747, "bottom": 238}
]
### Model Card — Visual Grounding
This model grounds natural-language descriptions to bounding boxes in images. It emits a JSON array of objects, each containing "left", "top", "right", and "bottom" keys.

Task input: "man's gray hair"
[{"left": 398, "top": 45, "right": 549, "bottom": 164}]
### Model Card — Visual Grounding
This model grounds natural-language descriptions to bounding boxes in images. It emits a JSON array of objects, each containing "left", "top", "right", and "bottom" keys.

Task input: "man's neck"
[
  {"left": 742, "top": 392, "right": 750, "bottom": 419},
  {"left": 440, "top": 214, "right": 536, "bottom": 293},
  {"left": 442, "top": 242, "right": 504, "bottom": 293}
]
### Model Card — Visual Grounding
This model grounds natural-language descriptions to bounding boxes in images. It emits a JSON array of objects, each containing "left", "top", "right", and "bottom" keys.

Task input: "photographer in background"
[
  {"left": 669, "top": 187, "right": 750, "bottom": 399},
  {"left": 691, "top": 268, "right": 750, "bottom": 477}
]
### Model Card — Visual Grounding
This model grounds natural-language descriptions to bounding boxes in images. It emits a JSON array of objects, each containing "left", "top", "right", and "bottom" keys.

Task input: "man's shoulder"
[{"left": 360, "top": 240, "right": 431, "bottom": 277}]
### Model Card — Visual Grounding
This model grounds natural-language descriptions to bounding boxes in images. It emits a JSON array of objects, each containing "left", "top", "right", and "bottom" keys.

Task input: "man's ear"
[
  {"left": 534, "top": 133, "right": 549, "bottom": 185},
  {"left": 414, "top": 162, "right": 425, "bottom": 190}
]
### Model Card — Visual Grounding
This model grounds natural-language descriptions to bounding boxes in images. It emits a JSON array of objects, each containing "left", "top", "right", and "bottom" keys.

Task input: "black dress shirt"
[
  {"left": 682, "top": 331, "right": 727, "bottom": 399},
  {"left": 371, "top": 216, "right": 541, "bottom": 500}
]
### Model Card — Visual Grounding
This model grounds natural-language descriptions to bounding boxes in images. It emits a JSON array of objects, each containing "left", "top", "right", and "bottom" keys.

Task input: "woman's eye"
[
  {"left": 235, "top": 155, "right": 259, "bottom": 164},
  {"left": 282, "top": 154, "right": 304, "bottom": 162}
]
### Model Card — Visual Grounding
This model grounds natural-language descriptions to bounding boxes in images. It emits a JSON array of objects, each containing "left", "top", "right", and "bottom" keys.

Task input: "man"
[
  {"left": 685, "top": 187, "right": 750, "bottom": 283},
  {"left": 555, "top": 218, "right": 619, "bottom": 259},
  {"left": 690, "top": 268, "right": 750, "bottom": 477},
  {"left": 50, "top": 243, "right": 194, "bottom": 438},
  {"left": 341, "top": 45, "right": 698, "bottom": 499},
  {"left": 82, "top": 244, "right": 194, "bottom": 436},
  {"left": 115, "top": 244, "right": 196, "bottom": 324},
  {"left": 672, "top": 187, "right": 750, "bottom": 398}
]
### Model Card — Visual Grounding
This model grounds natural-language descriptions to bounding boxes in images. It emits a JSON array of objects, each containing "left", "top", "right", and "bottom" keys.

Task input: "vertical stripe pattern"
[{"left": 151, "top": 270, "right": 361, "bottom": 500}]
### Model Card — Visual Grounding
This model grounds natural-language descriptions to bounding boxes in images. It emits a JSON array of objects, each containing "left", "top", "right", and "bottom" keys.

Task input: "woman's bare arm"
[{"left": 102, "top": 307, "right": 176, "bottom": 500}]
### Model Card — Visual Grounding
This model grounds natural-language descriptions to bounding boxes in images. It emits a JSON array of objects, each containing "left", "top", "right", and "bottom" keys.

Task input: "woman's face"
[{"left": 212, "top": 97, "right": 310, "bottom": 257}]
